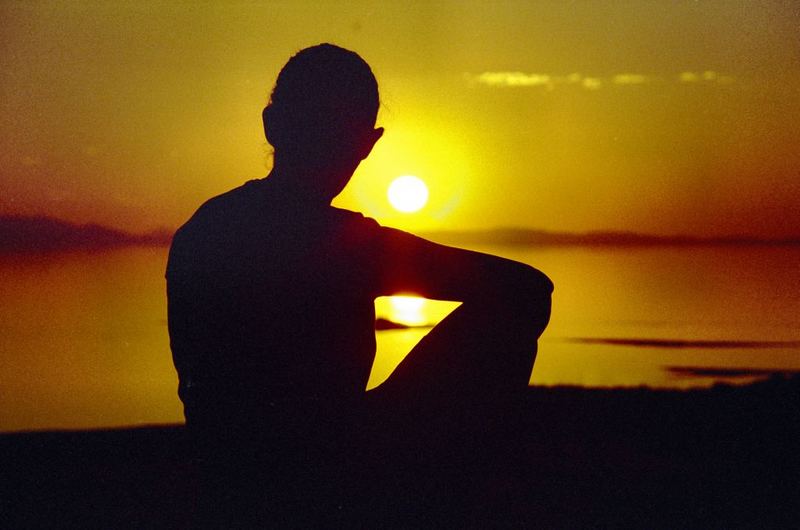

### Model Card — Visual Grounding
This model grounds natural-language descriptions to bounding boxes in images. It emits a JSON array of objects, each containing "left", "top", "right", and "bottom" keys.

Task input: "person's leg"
[
  {"left": 362, "top": 297, "right": 550, "bottom": 524},
  {"left": 371, "top": 297, "right": 551, "bottom": 407}
]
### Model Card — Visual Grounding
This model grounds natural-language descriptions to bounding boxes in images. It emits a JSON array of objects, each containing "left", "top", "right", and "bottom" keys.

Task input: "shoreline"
[{"left": 2, "top": 376, "right": 798, "bottom": 527}]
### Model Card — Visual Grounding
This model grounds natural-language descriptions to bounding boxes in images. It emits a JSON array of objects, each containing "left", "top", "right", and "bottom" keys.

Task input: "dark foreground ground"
[{"left": 2, "top": 376, "right": 798, "bottom": 529}]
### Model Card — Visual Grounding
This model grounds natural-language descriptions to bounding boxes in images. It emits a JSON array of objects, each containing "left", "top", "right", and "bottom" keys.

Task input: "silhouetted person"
[{"left": 167, "top": 44, "right": 552, "bottom": 527}]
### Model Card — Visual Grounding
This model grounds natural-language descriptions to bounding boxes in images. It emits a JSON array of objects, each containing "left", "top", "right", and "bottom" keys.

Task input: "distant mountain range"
[
  {"left": 0, "top": 215, "right": 171, "bottom": 254},
  {"left": 420, "top": 227, "right": 800, "bottom": 247},
  {"left": 1, "top": 215, "right": 797, "bottom": 254}
]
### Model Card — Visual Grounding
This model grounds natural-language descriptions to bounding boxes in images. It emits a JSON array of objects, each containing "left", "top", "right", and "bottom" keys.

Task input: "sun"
[{"left": 387, "top": 175, "right": 429, "bottom": 213}]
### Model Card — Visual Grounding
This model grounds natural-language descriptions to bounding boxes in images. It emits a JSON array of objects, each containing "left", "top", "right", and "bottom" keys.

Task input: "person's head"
[{"left": 263, "top": 44, "right": 384, "bottom": 199}]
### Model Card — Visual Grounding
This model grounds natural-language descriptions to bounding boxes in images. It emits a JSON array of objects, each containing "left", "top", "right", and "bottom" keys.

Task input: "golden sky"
[{"left": 1, "top": 1, "right": 798, "bottom": 238}]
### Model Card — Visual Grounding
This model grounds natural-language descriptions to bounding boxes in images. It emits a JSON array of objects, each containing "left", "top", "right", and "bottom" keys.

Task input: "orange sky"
[{"left": 1, "top": 1, "right": 798, "bottom": 238}]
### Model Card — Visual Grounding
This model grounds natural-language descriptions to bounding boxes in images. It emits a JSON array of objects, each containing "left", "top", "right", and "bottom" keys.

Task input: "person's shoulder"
[
  {"left": 177, "top": 180, "right": 262, "bottom": 233},
  {"left": 327, "top": 207, "right": 420, "bottom": 250},
  {"left": 329, "top": 206, "right": 378, "bottom": 226},
  {"left": 169, "top": 179, "right": 262, "bottom": 256},
  {"left": 196, "top": 179, "right": 263, "bottom": 220},
  {"left": 327, "top": 207, "right": 384, "bottom": 237}
]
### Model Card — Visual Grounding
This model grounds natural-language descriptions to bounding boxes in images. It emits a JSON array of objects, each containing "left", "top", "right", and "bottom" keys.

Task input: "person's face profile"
[
  {"left": 317, "top": 123, "right": 383, "bottom": 163},
  {"left": 351, "top": 126, "right": 383, "bottom": 161},
  {"left": 262, "top": 104, "right": 382, "bottom": 160}
]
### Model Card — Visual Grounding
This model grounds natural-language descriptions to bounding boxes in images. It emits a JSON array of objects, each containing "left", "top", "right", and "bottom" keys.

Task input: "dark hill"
[{"left": 0, "top": 215, "right": 171, "bottom": 254}]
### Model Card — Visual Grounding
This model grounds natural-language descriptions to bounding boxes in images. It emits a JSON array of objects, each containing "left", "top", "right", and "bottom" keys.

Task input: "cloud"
[
  {"left": 473, "top": 71, "right": 554, "bottom": 88},
  {"left": 470, "top": 71, "right": 733, "bottom": 90},
  {"left": 679, "top": 70, "right": 734, "bottom": 84},
  {"left": 581, "top": 77, "right": 602, "bottom": 90},
  {"left": 469, "top": 71, "right": 608, "bottom": 90},
  {"left": 612, "top": 73, "right": 648, "bottom": 85}
]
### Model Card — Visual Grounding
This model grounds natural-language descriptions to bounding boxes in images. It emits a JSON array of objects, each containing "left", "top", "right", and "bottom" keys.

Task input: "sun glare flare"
[{"left": 387, "top": 175, "right": 428, "bottom": 213}]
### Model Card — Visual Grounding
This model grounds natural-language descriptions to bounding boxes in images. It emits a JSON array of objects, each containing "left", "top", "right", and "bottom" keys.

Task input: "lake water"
[{"left": 1, "top": 244, "right": 798, "bottom": 432}]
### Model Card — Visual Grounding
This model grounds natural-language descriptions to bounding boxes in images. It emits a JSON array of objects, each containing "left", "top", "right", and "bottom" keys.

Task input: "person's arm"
[{"left": 375, "top": 227, "right": 553, "bottom": 309}]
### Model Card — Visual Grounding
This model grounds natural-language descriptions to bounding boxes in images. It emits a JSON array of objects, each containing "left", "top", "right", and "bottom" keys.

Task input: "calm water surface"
[{"left": 1, "top": 245, "right": 798, "bottom": 432}]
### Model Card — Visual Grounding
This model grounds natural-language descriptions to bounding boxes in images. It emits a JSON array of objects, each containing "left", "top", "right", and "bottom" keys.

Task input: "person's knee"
[
  {"left": 518, "top": 297, "right": 550, "bottom": 338},
  {"left": 505, "top": 285, "right": 551, "bottom": 330}
]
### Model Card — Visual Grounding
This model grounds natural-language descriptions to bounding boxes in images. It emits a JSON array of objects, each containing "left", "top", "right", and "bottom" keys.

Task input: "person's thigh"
[{"left": 372, "top": 300, "right": 546, "bottom": 408}]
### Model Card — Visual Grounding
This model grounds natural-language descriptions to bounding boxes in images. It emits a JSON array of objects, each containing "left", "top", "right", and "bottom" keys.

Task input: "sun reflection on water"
[
  {"left": 370, "top": 295, "right": 460, "bottom": 389},
  {"left": 388, "top": 295, "right": 426, "bottom": 326}
]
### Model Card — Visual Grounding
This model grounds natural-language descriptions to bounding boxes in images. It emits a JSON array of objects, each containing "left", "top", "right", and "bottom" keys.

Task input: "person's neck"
[
  {"left": 267, "top": 165, "right": 326, "bottom": 205},
  {"left": 267, "top": 156, "right": 350, "bottom": 206}
]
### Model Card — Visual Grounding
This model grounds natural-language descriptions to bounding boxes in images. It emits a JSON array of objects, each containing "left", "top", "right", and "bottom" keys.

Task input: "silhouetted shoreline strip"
[
  {"left": 666, "top": 366, "right": 800, "bottom": 378},
  {"left": 2, "top": 375, "right": 798, "bottom": 527},
  {"left": 422, "top": 227, "right": 800, "bottom": 247},
  {"left": 567, "top": 337, "right": 800, "bottom": 349},
  {"left": 0, "top": 215, "right": 171, "bottom": 254}
]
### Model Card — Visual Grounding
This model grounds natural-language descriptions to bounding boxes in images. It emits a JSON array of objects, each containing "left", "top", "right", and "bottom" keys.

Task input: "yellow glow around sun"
[{"left": 387, "top": 175, "right": 429, "bottom": 213}]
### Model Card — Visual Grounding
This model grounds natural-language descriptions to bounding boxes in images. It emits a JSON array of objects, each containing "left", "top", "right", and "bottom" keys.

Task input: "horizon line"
[
  {"left": 1, "top": 214, "right": 799, "bottom": 254},
  {"left": 419, "top": 227, "right": 800, "bottom": 247}
]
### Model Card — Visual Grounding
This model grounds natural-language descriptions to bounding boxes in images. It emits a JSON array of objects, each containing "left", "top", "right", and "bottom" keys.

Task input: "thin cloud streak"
[
  {"left": 582, "top": 77, "right": 602, "bottom": 90},
  {"left": 473, "top": 71, "right": 554, "bottom": 88},
  {"left": 679, "top": 70, "right": 734, "bottom": 84},
  {"left": 469, "top": 71, "right": 733, "bottom": 89},
  {"left": 613, "top": 73, "right": 648, "bottom": 85}
]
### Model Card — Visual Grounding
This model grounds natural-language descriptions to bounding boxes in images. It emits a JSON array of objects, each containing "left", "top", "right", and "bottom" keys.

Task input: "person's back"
[
  {"left": 168, "top": 177, "right": 391, "bottom": 525},
  {"left": 168, "top": 180, "right": 381, "bottom": 419},
  {"left": 166, "top": 43, "right": 553, "bottom": 526}
]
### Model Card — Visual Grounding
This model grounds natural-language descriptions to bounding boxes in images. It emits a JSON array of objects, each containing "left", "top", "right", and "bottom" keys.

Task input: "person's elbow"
[
  {"left": 484, "top": 263, "right": 552, "bottom": 312},
  {"left": 458, "top": 258, "right": 553, "bottom": 308},
  {"left": 532, "top": 266, "right": 554, "bottom": 295},
  {"left": 513, "top": 266, "right": 553, "bottom": 332},
  {"left": 516, "top": 264, "right": 553, "bottom": 300}
]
